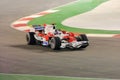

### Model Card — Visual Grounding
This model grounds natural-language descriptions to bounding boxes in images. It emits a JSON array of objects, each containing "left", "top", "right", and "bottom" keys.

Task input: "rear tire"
[
  {"left": 49, "top": 37, "right": 61, "bottom": 50},
  {"left": 26, "top": 32, "right": 36, "bottom": 45}
]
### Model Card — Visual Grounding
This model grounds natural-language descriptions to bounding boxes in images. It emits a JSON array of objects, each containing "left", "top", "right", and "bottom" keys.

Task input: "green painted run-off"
[
  {"left": 0, "top": 73, "right": 112, "bottom": 80},
  {"left": 28, "top": 0, "right": 120, "bottom": 34}
]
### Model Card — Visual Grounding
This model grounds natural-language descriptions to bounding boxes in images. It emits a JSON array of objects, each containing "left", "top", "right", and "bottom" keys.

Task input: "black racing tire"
[
  {"left": 80, "top": 34, "right": 88, "bottom": 41},
  {"left": 26, "top": 32, "right": 36, "bottom": 45},
  {"left": 80, "top": 34, "right": 89, "bottom": 48},
  {"left": 49, "top": 37, "right": 61, "bottom": 50},
  {"left": 78, "top": 34, "right": 88, "bottom": 41},
  {"left": 77, "top": 34, "right": 89, "bottom": 48},
  {"left": 76, "top": 34, "right": 88, "bottom": 41}
]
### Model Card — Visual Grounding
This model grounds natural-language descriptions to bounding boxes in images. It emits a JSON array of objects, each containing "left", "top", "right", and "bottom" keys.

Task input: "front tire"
[
  {"left": 80, "top": 34, "right": 88, "bottom": 41},
  {"left": 76, "top": 34, "right": 89, "bottom": 48},
  {"left": 49, "top": 37, "right": 61, "bottom": 50},
  {"left": 76, "top": 34, "right": 88, "bottom": 41},
  {"left": 81, "top": 34, "right": 89, "bottom": 48},
  {"left": 26, "top": 32, "right": 36, "bottom": 45}
]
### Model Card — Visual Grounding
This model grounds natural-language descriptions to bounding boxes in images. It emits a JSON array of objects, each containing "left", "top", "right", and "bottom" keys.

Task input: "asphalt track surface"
[{"left": 0, "top": 0, "right": 120, "bottom": 79}]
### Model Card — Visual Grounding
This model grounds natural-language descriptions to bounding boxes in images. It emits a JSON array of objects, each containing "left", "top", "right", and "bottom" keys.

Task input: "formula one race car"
[{"left": 26, "top": 24, "right": 89, "bottom": 50}]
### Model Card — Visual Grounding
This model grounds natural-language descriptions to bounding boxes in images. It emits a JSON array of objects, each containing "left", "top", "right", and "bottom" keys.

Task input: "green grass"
[
  {"left": 28, "top": 0, "right": 120, "bottom": 34},
  {"left": 0, "top": 73, "right": 113, "bottom": 80}
]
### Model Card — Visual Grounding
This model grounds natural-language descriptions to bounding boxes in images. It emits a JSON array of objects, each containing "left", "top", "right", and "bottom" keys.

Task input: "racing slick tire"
[
  {"left": 49, "top": 37, "right": 61, "bottom": 50},
  {"left": 80, "top": 34, "right": 89, "bottom": 48},
  {"left": 76, "top": 34, "right": 89, "bottom": 48},
  {"left": 80, "top": 34, "right": 88, "bottom": 41},
  {"left": 26, "top": 32, "right": 36, "bottom": 45},
  {"left": 76, "top": 34, "right": 88, "bottom": 41}
]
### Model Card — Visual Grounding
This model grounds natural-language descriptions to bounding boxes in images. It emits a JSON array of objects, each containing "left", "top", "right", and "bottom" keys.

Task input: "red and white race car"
[{"left": 26, "top": 24, "right": 89, "bottom": 50}]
